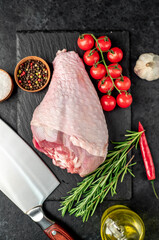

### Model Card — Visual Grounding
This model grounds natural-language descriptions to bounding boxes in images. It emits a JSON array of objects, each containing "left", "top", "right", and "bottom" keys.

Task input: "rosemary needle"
[{"left": 59, "top": 130, "right": 143, "bottom": 222}]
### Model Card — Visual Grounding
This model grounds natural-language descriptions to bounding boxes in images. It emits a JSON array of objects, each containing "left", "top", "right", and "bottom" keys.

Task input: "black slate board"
[{"left": 16, "top": 30, "right": 131, "bottom": 203}]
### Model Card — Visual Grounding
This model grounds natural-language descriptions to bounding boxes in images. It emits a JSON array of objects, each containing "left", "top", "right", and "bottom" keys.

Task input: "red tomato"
[
  {"left": 83, "top": 50, "right": 100, "bottom": 66},
  {"left": 108, "top": 63, "right": 122, "bottom": 78},
  {"left": 77, "top": 34, "right": 94, "bottom": 50},
  {"left": 95, "top": 36, "right": 111, "bottom": 51},
  {"left": 116, "top": 92, "right": 133, "bottom": 108},
  {"left": 98, "top": 76, "right": 114, "bottom": 93},
  {"left": 101, "top": 95, "right": 116, "bottom": 111},
  {"left": 90, "top": 64, "right": 106, "bottom": 80},
  {"left": 107, "top": 47, "right": 123, "bottom": 63},
  {"left": 115, "top": 76, "right": 131, "bottom": 91}
]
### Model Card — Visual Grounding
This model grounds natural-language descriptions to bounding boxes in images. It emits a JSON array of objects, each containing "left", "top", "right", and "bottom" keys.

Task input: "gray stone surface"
[{"left": 0, "top": 0, "right": 159, "bottom": 239}]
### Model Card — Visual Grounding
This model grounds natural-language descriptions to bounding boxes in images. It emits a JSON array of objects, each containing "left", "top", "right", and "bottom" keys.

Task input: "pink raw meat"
[{"left": 31, "top": 50, "right": 108, "bottom": 177}]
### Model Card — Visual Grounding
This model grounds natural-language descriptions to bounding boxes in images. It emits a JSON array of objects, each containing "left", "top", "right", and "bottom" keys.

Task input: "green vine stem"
[
  {"left": 89, "top": 47, "right": 97, "bottom": 53},
  {"left": 151, "top": 180, "right": 159, "bottom": 199}
]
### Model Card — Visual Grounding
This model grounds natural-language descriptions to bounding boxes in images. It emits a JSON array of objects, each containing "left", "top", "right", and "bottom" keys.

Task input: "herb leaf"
[{"left": 59, "top": 130, "right": 143, "bottom": 222}]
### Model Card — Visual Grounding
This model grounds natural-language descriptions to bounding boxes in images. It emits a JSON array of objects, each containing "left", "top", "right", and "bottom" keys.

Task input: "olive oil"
[{"left": 101, "top": 205, "right": 145, "bottom": 240}]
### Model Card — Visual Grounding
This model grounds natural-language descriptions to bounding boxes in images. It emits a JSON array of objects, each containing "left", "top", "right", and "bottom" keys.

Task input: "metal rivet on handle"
[{"left": 52, "top": 231, "right": 57, "bottom": 236}]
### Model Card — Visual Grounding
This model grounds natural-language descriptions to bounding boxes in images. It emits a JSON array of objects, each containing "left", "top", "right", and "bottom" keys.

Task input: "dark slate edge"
[{"left": 16, "top": 31, "right": 132, "bottom": 201}]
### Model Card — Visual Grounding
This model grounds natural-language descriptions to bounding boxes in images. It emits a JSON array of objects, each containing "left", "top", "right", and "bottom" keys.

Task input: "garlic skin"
[{"left": 134, "top": 53, "right": 159, "bottom": 81}]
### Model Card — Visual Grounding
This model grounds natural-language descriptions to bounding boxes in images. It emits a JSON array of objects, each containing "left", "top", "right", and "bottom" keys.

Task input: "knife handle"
[
  {"left": 44, "top": 223, "right": 74, "bottom": 240},
  {"left": 28, "top": 207, "right": 74, "bottom": 240}
]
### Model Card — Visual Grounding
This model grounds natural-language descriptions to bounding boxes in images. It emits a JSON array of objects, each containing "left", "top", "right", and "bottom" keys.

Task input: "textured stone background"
[{"left": 0, "top": 0, "right": 159, "bottom": 239}]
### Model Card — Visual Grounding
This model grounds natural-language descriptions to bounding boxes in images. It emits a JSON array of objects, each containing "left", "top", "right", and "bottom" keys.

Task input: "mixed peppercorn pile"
[{"left": 17, "top": 59, "right": 48, "bottom": 91}]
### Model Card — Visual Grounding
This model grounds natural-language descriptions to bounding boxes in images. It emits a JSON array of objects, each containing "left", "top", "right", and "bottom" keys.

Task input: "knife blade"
[{"left": 0, "top": 119, "right": 73, "bottom": 240}]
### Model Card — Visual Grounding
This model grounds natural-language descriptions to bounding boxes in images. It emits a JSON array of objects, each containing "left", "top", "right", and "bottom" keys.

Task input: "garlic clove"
[
  {"left": 153, "top": 55, "right": 159, "bottom": 63},
  {"left": 139, "top": 53, "right": 155, "bottom": 62},
  {"left": 134, "top": 53, "right": 159, "bottom": 81}
]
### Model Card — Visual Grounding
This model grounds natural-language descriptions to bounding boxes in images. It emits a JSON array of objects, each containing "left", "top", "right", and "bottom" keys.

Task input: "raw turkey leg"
[{"left": 31, "top": 50, "right": 108, "bottom": 177}]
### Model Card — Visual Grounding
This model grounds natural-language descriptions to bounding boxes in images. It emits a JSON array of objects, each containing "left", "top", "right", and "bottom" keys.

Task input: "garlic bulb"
[{"left": 134, "top": 53, "right": 159, "bottom": 81}]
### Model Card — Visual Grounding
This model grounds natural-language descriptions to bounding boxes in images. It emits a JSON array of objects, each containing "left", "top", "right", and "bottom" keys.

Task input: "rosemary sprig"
[{"left": 59, "top": 130, "right": 143, "bottom": 222}]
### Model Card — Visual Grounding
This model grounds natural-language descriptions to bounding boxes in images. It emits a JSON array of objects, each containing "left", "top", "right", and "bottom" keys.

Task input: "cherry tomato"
[
  {"left": 107, "top": 47, "right": 123, "bottom": 63},
  {"left": 115, "top": 76, "right": 131, "bottom": 91},
  {"left": 101, "top": 95, "right": 116, "bottom": 111},
  {"left": 90, "top": 64, "right": 106, "bottom": 80},
  {"left": 116, "top": 92, "right": 133, "bottom": 108},
  {"left": 77, "top": 34, "right": 94, "bottom": 50},
  {"left": 108, "top": 63, "right": 122, "bottom": 78},
  {"left": 95, "top": 36, "right": 111, "bottom": 51},
  {"left": 83, "top": 50, "right": 100, "bottom": 66},
  {"left": 98, "top": 76, "right": 114, "bottom": 93}
]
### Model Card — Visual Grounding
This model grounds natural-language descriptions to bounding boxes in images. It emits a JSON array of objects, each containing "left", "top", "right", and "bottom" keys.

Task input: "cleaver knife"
[{"left": 0, "top": 119, "right": 73, "bottom": 240}]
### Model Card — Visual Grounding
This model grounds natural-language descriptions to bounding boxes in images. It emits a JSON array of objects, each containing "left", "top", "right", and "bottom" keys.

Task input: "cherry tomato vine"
[
  {"left": 89, "top": 34, "right": 120, "bottom": 92},
  {"left": 77, "top": 33, "right": 133, "bottom": 111}
]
